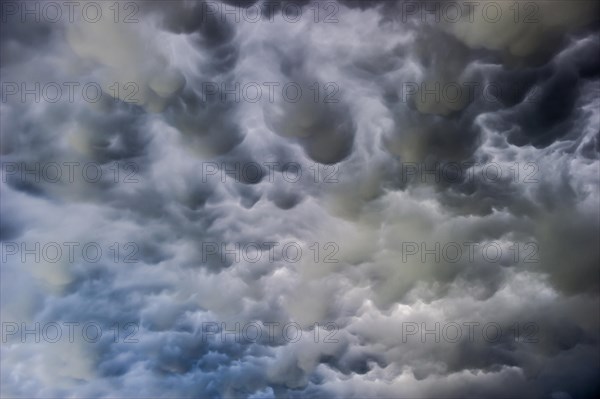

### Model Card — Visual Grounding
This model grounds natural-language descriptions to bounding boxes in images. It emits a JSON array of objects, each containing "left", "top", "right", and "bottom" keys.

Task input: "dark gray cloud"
[{"left": 1, "top": 1, "right": 599, "bottom": 398}]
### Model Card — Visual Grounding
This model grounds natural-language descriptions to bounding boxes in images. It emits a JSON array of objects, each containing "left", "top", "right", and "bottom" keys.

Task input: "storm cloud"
[{"left": 1, "top": 1, "right": 599, "bottom": 398}]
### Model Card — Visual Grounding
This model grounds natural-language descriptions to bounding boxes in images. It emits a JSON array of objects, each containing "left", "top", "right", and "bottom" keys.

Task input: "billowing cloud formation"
[{"left": 1, "top": 1, "right": 599, "bottom": 398}]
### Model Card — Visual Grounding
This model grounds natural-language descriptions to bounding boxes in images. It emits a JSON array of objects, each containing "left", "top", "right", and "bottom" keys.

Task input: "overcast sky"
[{"left": 1, "top": 1, "right": 599, "bottom": 398}]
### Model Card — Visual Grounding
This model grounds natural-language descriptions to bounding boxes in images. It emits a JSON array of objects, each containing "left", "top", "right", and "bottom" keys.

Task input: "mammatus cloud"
[{"left": 1, "top": 1, "right": 599, "bottom": 398}]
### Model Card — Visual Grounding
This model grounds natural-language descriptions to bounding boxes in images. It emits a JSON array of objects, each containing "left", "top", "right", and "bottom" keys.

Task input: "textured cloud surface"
[{"left": 1, "top": 1, "right": 599, "bottom": 398}]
